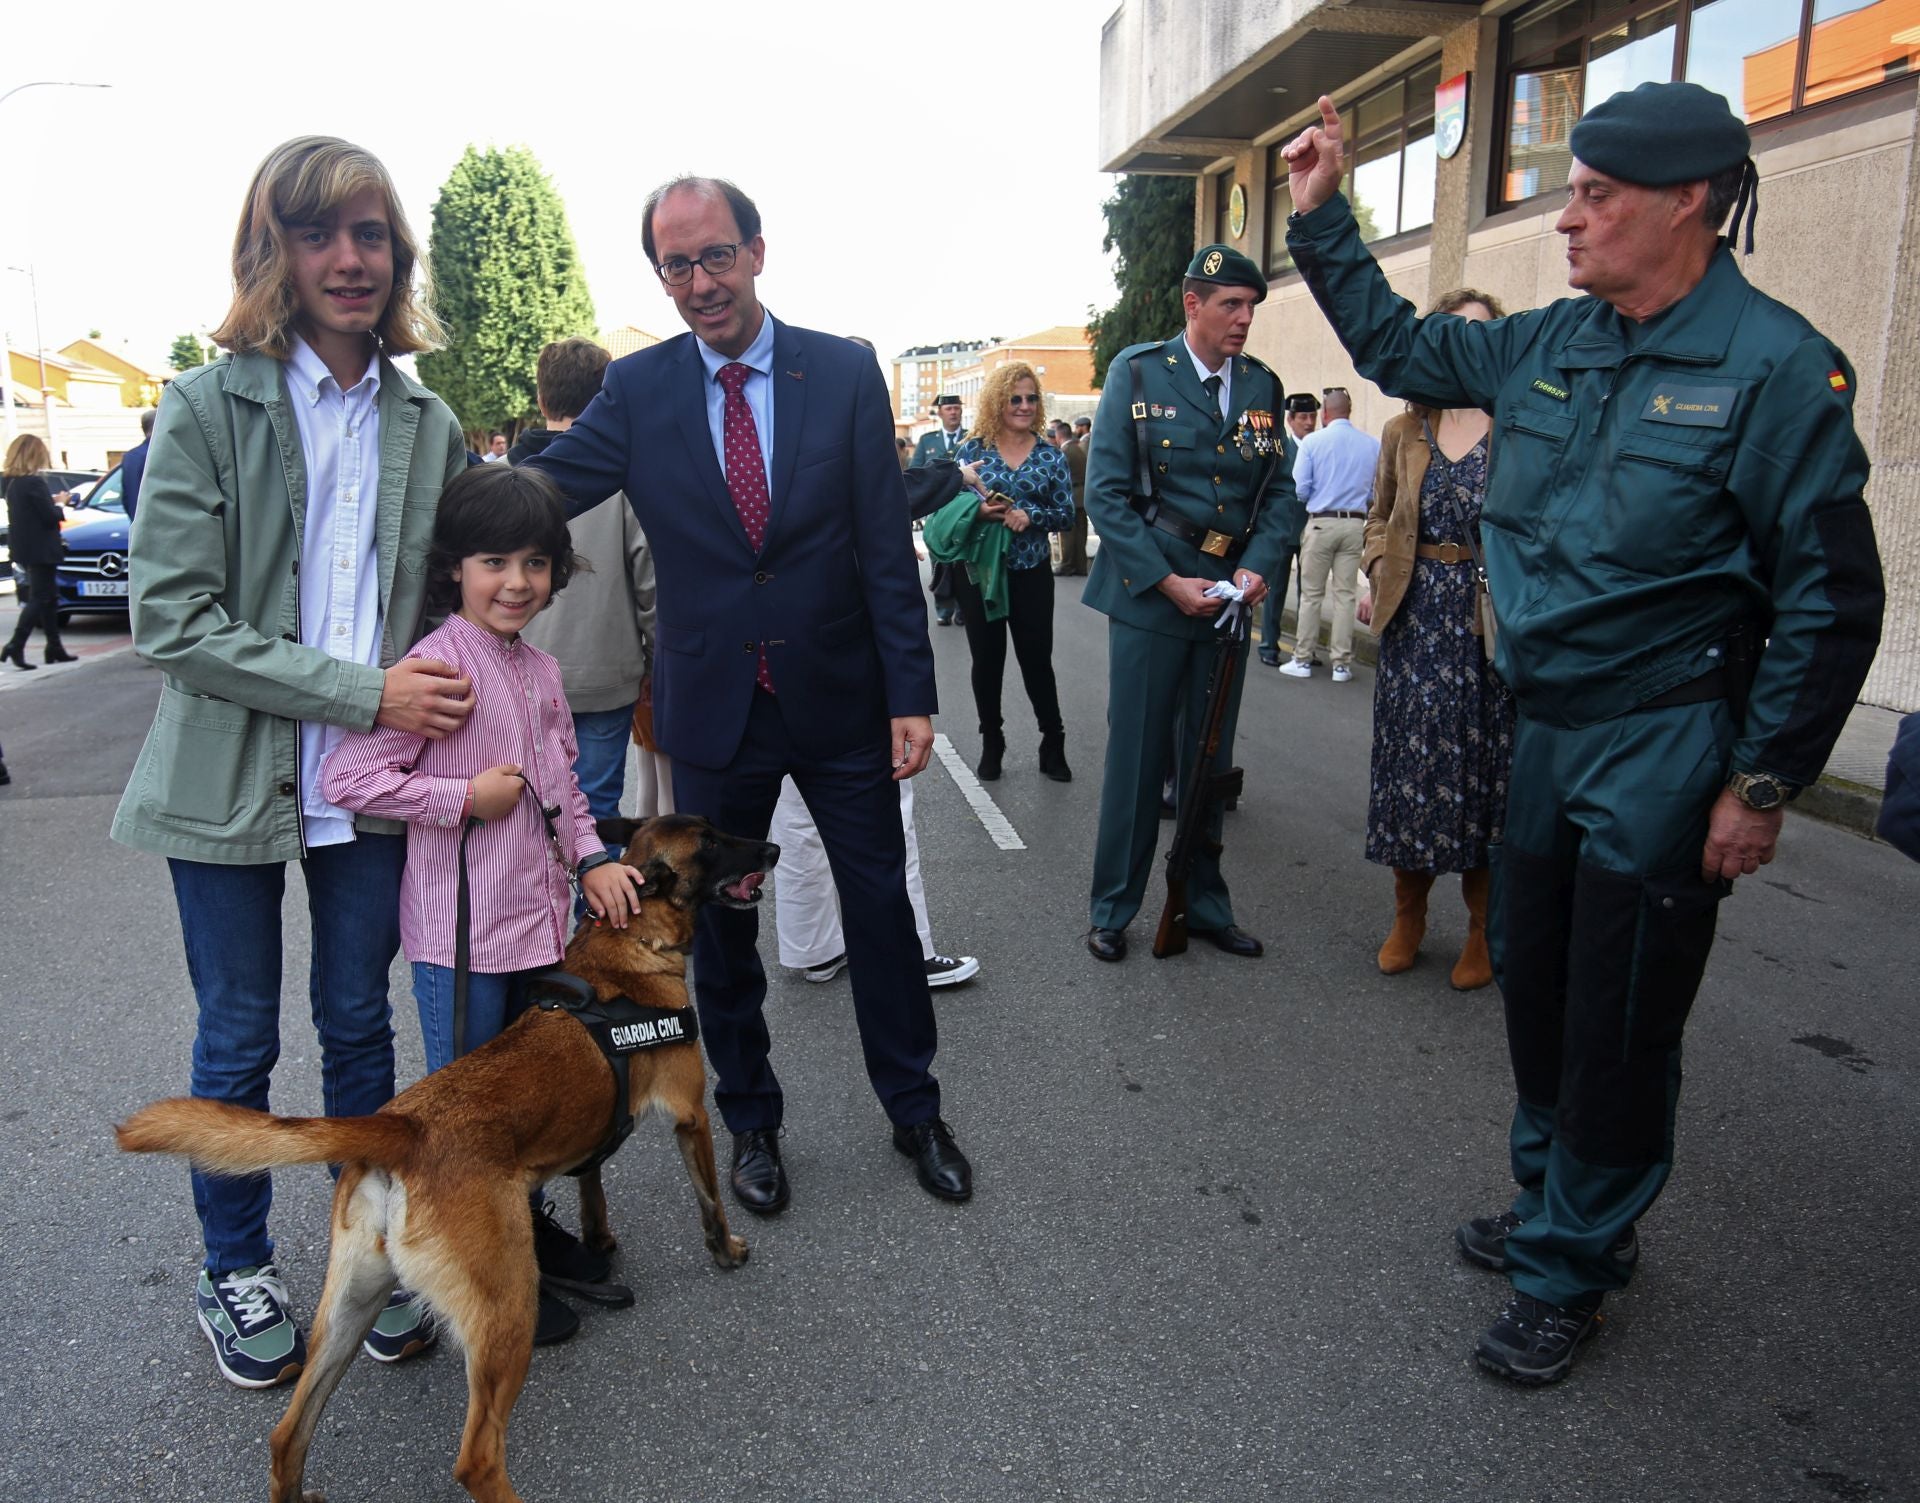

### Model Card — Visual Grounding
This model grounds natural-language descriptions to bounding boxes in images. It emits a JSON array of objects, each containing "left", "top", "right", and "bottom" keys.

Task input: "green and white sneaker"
[
  {"left": 362, "top": 1287, "right": 437, "bottom": 1363},
  {"left": 195, "top": 1264, "right": 306, "bottom": 1388}
]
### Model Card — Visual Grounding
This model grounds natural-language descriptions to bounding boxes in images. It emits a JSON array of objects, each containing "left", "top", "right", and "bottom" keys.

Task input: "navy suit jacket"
[
  {"left": 121, "top": 439, "right": 150, "bottom": 523},
  {"left": 526, "top": 318, "right": 937, "bottom": 770}
]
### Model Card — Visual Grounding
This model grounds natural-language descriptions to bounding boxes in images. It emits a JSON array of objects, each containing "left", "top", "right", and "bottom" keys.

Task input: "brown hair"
[
  {"left": 1407, "top": 288, "right": 1508, "bottom": 422},
  {"left": 3, "top": 434, "right": 51, "bottom": 480},
  {"left": 537, "top": 338, "right": 612, "bottom": 422},
  {"left": 424, "top": 463, "right": 583, "bottom": 615},
  {"left": 970, "top": 362, "right": 1046, "bottom": 451},
  {"left": 210, "top": 136, "right": 443, "bottom": 359}
]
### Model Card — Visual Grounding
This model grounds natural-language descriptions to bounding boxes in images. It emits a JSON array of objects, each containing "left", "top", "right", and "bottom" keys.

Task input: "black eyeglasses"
[
  {"left": 656, "top": 243, "right": 740, "bottom": 287},
  {"left": 1007, "top": 393, "right": 1041, "bottom": 407}
]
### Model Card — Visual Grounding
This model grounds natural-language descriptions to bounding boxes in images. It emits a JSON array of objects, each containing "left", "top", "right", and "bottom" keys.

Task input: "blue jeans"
[
  {"left": 410, "top": 963, "right": 539, "bottom": 1076},
  {"left": 570, "top": 704, "right": 636, "bottom": 822},
  {"left": 169, "top": 833, "right": 406, "bottom": 1276}
]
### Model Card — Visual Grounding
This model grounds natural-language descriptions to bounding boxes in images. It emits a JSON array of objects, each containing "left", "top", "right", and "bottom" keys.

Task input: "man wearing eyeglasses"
[{"left": 523, "top": 175, "right": 972, "bottom": 1214}]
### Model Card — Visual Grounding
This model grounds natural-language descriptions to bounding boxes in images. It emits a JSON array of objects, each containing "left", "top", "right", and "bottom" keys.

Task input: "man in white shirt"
[{"left": 1280, "top": 388, "right": 1379, "bottom": 682}]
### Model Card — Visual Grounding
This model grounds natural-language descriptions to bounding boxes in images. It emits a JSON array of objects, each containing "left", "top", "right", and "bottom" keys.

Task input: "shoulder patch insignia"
[
  {"left": 1828, "top": 369, "right": 1849, "bottom": 392},
  {"left": 1530, "top": 378, "right": 1570, "bottom": 401}
]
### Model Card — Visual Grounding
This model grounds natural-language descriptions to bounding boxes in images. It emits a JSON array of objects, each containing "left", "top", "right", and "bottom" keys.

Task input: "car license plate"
[{"left": 80, "top": 580, "right": 129, "bottom": 597}]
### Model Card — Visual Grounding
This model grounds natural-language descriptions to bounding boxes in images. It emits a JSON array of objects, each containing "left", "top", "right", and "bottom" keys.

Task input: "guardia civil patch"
[
  {"left": 1828, "top": 369, "right": 1849, "bottom": 392},
  {"left": 1642, "top": 383, "right": 1737, "bottom": 427}
]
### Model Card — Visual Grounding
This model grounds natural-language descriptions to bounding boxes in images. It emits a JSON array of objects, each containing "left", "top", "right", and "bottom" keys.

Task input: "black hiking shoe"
[{"left": 1475, "top": 1291, "right": 1604, "bottom": 1384}]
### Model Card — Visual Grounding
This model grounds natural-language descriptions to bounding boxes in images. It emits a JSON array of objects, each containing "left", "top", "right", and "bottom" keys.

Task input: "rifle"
[{"left": 1153, "top": 604, "right": 1251, "bottom": 958}]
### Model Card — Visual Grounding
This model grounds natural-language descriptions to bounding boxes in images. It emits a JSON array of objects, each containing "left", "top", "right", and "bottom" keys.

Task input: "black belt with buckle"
[
  {"left": 1636, "top": 668, "right": 1728, "bottom": 711},
  {"left": 1130, "top": 497, "right": 1243, "bottom": 560},
  {"left": 1313, "top": 510, "right": 1368, "bottom": 521}
]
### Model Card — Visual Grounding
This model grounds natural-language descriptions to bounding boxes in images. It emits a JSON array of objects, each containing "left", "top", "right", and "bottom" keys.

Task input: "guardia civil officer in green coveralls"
[
  {"left": 1081, "top": 246, "right": 1302, "bottom": 963},
  {"left": 1282, "top": 83, "right": 1884, "bottom": 1383}
]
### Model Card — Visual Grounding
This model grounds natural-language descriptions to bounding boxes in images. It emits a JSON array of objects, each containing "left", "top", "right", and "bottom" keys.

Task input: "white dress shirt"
[
  {"left": 1186, "top": 343, "right": 1232, "bottom": 419},
  {"left": 697, "top": 310, "right": 776, "bottom": 492},
  {"left": 285, "top": 335, "right": 384, "bottom": 848}
]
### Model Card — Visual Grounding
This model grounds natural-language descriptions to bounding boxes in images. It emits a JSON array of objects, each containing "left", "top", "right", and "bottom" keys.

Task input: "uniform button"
[
  {"left": 744, "top": 641, "right": 756, "bottom": 653},
  {"left": 277, "top": 781, "right": 295, "bottom": 796},
  {"left": 1217, "top": 505, "right": 1225, "bottom": 513},
  {"left": 1213, "top": 476, "right": 1222, "bottom": 485},
  {"left": 1161, "top": 439, "right": 1171, "bottom": 449},
  {"left": 1216, "top": 445, "right": 1225, "bottom": 454},
  {"left": 1661, "top": 897, "right": 1675, "bottom": 909},
  {"left": 754, "top": 570, "right": 769, "bottom": 584}
]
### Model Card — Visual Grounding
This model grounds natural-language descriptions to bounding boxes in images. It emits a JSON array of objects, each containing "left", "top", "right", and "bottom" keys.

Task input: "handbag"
[{"left": 1420, "top": 419, "right": 1498, "bottom": 662}]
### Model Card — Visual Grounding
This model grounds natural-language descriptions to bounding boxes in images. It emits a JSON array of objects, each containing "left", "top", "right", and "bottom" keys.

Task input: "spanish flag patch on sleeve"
[{"left": 1828, "top": 369, "right": 1849, "bottom": 392}]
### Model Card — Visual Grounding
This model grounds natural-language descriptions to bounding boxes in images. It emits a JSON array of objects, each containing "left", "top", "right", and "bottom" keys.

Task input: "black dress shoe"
[
  {"left": 892, "top": 1118, "right": 972, "bottom": 1202},
  {"left": 1192, "top": 925, "right": 1264, "bottom": 957},
  {"left": 1085, "top": 926, "right": 1127, "bottom": 962},
  {"left": 730, "top": 1128, "right": 790, "bottom": 1216},
  {"left": 534, "top": 1288, "right": 579, "bottom": 1347}
]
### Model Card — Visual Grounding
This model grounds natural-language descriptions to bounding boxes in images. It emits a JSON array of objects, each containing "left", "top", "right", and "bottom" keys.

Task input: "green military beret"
[
  {"left": 1185, "top": 243, "right": 1267, "bottom": 303},
  {"left": 1570, "top": 81, "right": 1750, "bottom": 186}
]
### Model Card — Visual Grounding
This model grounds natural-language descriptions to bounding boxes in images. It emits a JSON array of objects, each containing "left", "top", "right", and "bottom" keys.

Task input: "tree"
[
  {"left": 1087, "top": 175, "right": 1196, "bottom": 389},
  {"left": 417, "top": 145, "right": 597, "bottom": 440},
  {"left": 168, "top": 333, "right": 207, "bottom": 372}
]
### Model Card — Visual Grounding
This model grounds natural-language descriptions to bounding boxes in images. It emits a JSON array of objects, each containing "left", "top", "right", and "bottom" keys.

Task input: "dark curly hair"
[{"left": 424, "top": 462, "right": 582, "bottom": 615}]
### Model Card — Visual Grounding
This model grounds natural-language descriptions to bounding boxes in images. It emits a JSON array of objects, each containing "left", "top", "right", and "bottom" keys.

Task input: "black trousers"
[
  {"left": 949, "top": 562, "right": 1063, "bottom": 739},
  {"left": 670, "top": 690, "right": 940, "bottom": 1134},
  {"left": 6, "top": 564, "right": 64, "bottom": 655}
]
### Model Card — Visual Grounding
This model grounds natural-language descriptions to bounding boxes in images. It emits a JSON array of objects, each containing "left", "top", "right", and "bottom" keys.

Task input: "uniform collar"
[{"left": 1559, "top": 247, "right": 1746, "bottom": 371}]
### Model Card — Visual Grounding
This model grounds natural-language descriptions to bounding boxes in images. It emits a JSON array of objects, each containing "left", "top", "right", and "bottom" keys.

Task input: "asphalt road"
[{"left": 0, "top": 585, "right": 1915, "bottom": 1503}]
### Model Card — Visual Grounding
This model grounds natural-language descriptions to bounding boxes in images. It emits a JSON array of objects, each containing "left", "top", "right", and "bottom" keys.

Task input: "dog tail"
[{"left": 115, "top": 1098, "right": 419, "bottom": 1175}]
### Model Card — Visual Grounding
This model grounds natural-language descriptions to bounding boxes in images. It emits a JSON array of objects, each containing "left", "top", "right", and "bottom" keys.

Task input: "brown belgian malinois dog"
[{"left": 117, "top": 814, "right": 777, "bottom": 1503}]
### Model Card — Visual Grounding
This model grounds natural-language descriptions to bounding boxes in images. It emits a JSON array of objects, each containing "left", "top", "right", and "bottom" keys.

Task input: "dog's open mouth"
[{"left": 715, "top": 871, "right": 766, "bottom": 908}]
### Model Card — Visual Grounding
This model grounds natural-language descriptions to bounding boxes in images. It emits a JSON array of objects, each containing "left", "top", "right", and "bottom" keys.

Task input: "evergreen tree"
[
  {"left": 417, "top": 145, "right": 597, "bottom": 440},
  {"left": 167, "top": 333, "right": 207, "bottom": 372},
  {"left": 1087, "top": 175, "right": 1196, "bottom": 389}
]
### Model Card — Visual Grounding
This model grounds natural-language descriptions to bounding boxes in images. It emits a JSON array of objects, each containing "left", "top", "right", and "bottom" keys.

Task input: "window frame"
[{"left": 1495, "top": 0, "right": 1920, "bottom": 212}]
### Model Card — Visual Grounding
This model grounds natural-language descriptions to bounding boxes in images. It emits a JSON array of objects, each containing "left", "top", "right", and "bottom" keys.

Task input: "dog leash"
[{"left": 452, "top": 775, "right": 585, "bottom": 1059}]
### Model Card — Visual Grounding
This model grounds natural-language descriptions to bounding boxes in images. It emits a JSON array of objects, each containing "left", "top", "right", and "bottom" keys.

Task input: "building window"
[
  {"left": 1498, "top": 0, "right": 1920, "bottom": 207},
  {"left": 1212, "top": 169, "right": 1233, "bottom": 246},
  {"left": 1265, "top": 55, "right": 1442, "bottom": 275}
]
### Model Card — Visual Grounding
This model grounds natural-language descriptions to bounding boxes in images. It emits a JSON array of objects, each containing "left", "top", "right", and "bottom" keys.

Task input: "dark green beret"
[
  {"left": 1185, "top": 243, "right": 1267, "bottom": 302},
  {"left": 1570, "top": 81, "right": 1750, "bottom": 185}
]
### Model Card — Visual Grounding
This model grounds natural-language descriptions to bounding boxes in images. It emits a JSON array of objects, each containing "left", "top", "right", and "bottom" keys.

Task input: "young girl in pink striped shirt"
[
  {"left": 322, "top": 463, "right": 644, "bottom": 1075},
  {"left": 322, "top": 464, "right": 644, "bottom": 1342}
]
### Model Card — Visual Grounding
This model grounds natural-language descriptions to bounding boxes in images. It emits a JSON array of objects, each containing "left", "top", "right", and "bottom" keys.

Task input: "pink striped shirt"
[{"left": 320, "top": 612, "right": 604, "bottom": 971}]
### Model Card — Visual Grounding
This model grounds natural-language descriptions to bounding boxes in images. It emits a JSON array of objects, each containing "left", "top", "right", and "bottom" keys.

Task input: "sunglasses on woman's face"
[{"left": 1008, "top": 394, "right": 1041, "bottom": 407}]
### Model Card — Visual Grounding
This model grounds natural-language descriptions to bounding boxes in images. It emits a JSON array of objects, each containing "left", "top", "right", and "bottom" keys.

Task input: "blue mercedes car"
[{"left": 51, "top": 464, "right": 132, "bottom": 623}]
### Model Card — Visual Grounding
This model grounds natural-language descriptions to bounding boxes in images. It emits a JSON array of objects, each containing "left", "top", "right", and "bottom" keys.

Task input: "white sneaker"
[
  {"left": 1277, "top": 660, "right": 1313, "bottom": 679},
  {"left": 925, "top": 954, "right": 980, "bottom": 987},
  {"left": 1331, "top": 665, "right": 1354, "bottom": 683}
]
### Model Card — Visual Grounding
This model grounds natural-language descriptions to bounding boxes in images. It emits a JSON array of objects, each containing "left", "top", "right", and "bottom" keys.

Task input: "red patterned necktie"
[{"left": 717, "top": 362, "right": 775, "bottom": 693}]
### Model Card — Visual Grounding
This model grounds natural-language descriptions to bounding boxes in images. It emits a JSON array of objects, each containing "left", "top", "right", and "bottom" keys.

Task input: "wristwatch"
[
  {"left": 1727, "top": 771, "right": 1796, "bottom": 810},
  {"left": 575, "top": 850, "right": 614, "bottom": 878}
]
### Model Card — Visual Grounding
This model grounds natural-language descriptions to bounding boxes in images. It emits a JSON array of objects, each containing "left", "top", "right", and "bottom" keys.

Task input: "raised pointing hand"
[{"left": 1282, "top": 95, "right": 1347, "bottom": 217}]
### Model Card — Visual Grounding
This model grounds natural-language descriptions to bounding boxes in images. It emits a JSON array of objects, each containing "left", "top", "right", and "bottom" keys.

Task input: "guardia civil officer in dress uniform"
[
  {"left": 914, "top": 396, "right": 969, "bottom": 626},
  {"left": 1282, "top": 83, "right": 1885, "bottom": 1383},
  {"left": 1081, "top": 245, "right": 1303, "bottom": 962}
]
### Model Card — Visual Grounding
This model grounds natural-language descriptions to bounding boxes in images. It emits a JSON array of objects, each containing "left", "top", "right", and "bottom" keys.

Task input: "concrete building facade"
[{"left": 1100, "top": 0, "right": 1920, "bottom": 710}]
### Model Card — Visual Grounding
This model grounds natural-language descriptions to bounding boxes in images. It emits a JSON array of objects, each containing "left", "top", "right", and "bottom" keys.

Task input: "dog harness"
[{"left": 526, "top": 968, "right": 701, "bottom": 1178}]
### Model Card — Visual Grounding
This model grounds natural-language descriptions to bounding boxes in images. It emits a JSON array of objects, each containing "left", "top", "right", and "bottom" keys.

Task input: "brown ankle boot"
[
  {"left": 1451, "top": 866, "right": 1493, "bottom": 990},
  {"left": 1378, "top": 870, "right": 1434, "bottom": 974}
]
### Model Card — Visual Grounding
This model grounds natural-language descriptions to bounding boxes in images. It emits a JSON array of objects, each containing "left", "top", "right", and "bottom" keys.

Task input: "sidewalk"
[{"left": 1252, "top": 574, "right": 1902, "bottom": 839}]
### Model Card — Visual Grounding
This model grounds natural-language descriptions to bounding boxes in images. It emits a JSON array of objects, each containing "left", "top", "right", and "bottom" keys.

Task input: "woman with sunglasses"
[{"left": 943, "top": 363, "right": 1076, "bottom": 781}]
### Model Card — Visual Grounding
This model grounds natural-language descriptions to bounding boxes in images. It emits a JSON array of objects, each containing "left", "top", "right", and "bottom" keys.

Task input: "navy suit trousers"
[{"left": 671, "top": 690, "right": 941, "bottom": 1133}]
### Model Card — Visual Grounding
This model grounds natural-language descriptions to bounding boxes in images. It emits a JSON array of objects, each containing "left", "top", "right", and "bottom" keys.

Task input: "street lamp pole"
[
  {"left": 7, "top": 265, "right": 54, "bottom": 460},
  {"left": 0, "top": 81, "right": 110, "bottom": 452}
]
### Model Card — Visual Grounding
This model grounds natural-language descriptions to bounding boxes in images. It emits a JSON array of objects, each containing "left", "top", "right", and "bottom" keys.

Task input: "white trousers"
[
  {"left": 635, "top": 748, "right": 675, "bottom": 817},
  {"left": 770, "top": 775, "right": 935, "bottom": 967}
]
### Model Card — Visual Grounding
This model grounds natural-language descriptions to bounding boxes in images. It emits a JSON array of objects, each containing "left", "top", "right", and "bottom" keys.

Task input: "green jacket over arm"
[
  {"left": 1080, "top": 334, "right": 1301, "bottom": 642},
  {"left": 1287, "top": 194, "right": 1884, "bottom": 786},
  {"left": 921, "top": 488, "right": 1011, "bottom": 620},
  {"left": 111, "top": 351, "right": 469, "bottom": 863}
]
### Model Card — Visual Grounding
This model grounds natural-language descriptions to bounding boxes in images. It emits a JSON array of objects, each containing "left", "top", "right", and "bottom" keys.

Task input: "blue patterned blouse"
[{"left": 954, "top": 437, "right": 1076, "bottom": 573}]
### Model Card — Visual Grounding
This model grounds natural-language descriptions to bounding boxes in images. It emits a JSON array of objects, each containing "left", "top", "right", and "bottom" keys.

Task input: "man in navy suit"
[{"left": 525, "top": 176, "right": 972, "bottom": 1210}]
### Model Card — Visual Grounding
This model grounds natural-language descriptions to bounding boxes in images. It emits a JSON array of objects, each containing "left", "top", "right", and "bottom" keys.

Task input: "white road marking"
[{"left": 933, "top": 733, "right": 1026, "bottom": 850}]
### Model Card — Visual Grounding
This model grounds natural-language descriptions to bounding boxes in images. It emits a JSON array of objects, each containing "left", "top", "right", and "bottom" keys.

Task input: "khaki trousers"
[{"left": 1293, "top": 515, "right": 1365, "bottom": 668}]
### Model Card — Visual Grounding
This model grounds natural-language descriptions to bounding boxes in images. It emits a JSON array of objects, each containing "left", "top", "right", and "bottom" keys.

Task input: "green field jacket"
[
  {"left": 111, "top": 351, "right": 467, "bottom": 864},
  {"left": 1287, "top": 194, "right": 1884, "bottom": 787}
]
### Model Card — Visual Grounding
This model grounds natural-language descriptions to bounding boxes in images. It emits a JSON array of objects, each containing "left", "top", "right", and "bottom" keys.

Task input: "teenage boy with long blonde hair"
[{"left": 112, "top": 136, "right": 474, "bottom": 1387}]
